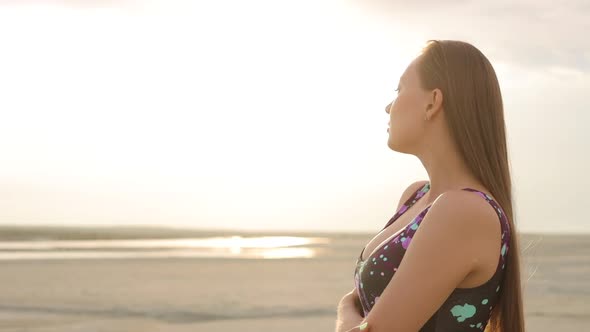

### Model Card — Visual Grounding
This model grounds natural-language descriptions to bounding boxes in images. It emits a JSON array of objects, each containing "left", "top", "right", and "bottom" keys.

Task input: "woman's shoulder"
[
  {"left": 427, "top": 189, "right": 502, "bottom": 244},
  {"left": 395, "top": 180, "right": 429, "bottom": 211}
]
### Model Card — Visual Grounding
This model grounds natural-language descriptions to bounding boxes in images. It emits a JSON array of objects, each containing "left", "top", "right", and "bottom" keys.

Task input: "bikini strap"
[
  {"left": 381, "top": 182, "right": 430, "bottom": 231},
  {"left": 358, "top": 182, "right": 430, "bottom": 261},
  {"left": 460, "top": 188, "right": 511, "bottom": 245}
]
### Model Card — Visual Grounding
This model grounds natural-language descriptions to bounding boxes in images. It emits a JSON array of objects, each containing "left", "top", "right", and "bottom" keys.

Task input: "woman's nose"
[{"left": 385, "top": 103, "right": 391, "bottom": 114}]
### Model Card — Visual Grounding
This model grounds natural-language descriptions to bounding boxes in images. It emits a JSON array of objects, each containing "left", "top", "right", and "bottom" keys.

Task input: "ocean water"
[
  {"left": 0, "top": 229, "right": 588, "bottom": 330},
  {"left": 0, "top": 236, "right": 336, "bottom": 260},
  {"left": 0, "top": 230, "right": 368, "bottom": 328}
]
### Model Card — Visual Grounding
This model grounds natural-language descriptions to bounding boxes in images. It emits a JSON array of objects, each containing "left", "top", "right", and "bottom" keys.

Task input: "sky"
[{"left": 0, "top": 0, "right": 588, "bottom": 234}]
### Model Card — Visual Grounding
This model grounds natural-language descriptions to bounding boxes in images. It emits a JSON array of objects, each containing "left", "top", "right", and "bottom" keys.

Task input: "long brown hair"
[{"left": 415, "top": 40, "right": 525, "bottom": 332}]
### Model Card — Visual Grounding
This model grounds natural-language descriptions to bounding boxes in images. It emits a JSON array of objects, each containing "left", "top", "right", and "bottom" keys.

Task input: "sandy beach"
[{"left": 0, "top": 228, "right": 588, "bottom": 331}]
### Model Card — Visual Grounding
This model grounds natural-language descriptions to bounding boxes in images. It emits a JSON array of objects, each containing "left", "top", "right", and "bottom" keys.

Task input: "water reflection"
[{"left": 0, "top": 236, "right": 331, "bottom": 260}]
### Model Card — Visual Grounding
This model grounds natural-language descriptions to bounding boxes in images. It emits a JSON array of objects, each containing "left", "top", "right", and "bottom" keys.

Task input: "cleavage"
[{"left": 361, "top": 201, "right": 430, "bottom": 262}]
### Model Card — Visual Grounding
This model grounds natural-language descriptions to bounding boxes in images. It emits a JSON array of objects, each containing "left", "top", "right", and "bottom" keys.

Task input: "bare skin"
[
  {"left": 384, "top": 56, "right": 500, "bottom": 290},
  {"left": 335, "top": 288, "right": 364, "bottom": 332},
  {"left": 335, "top": 55, "right": 503, "bottom": 331}
]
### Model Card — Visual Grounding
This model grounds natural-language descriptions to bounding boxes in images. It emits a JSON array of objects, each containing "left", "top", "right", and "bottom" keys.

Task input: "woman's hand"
[{"left": 335, "top": 288, "right": 366, "bottom": 332}]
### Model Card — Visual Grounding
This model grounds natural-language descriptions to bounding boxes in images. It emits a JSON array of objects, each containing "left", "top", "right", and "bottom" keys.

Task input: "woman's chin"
[{"left": 387, "top": 136, "right": 395, "bottom": 150}]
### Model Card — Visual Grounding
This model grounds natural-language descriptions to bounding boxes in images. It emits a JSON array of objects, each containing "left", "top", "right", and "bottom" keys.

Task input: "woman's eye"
[{"left": 394, "top": 88, "right": 400, "bottom": 93}]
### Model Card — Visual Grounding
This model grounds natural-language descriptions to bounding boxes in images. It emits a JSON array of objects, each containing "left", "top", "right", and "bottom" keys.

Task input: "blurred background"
[{"left": 0, "top": 0, "right": 588, "bottom": 331}]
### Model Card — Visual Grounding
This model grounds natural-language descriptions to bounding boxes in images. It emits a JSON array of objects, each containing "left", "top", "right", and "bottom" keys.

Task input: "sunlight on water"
[
  {"left": 0, "top": 236, "right": 327, "bottom": 250},
  {"left": 259, "top": 247, "right": 317, "bottom": 259},
  {"left": 0, "top": 236, "right": 331, "bottom": 260}
]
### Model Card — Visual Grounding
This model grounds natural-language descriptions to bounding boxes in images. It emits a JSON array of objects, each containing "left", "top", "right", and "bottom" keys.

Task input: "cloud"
[{"left": 348, "top": 0, "right": 590, "bottom": 72}]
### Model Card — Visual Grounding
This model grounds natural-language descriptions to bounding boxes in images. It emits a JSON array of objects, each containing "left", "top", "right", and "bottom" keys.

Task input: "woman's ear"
[{"left": 426, "top": 88, "right": 444, "bottom": 119}]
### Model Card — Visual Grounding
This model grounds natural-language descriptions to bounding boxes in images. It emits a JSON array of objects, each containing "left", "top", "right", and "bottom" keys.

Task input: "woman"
[{"left": 334, "top": 40, "right": 525, "bottom": 332}]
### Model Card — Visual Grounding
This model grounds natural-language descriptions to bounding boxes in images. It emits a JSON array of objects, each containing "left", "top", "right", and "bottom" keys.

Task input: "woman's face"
[{"left": 385, "top": 58, "right": 429, "bottom": 153}]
